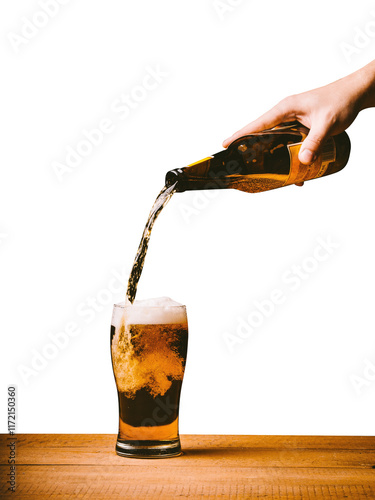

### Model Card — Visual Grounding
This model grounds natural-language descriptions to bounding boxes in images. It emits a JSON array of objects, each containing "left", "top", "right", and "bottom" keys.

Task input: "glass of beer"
[{"left": 110, "top": 297, "right": 188, "bottom": 458}]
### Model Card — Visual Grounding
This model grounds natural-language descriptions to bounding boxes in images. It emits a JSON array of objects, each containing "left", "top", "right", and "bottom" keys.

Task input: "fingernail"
[{"left": 299, "top": 148, "right": 315, "bottom": 164}]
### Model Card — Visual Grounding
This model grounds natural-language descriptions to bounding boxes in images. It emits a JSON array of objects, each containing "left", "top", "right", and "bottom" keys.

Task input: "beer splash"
[
  {"left": 111, "top": 321, "right": 187, "bottom": 399},
  {"left": 126, "top": 182, "right": 177, "bottom": 303}
]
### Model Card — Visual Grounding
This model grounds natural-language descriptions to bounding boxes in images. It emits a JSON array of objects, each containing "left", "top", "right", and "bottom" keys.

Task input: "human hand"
[{"left": 223, "top": 62, "right": 375, "bottom": 164}]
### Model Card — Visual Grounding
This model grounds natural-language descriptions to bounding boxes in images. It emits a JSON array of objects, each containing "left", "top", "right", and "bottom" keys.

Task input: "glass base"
[{"left": 116, "top": 438, "right": 182, "bottom": 458}]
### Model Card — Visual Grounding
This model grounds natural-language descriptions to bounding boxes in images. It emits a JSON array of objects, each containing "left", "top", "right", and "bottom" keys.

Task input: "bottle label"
[{"left": 286, "top": 138, "right": 336, "bottom": 186}]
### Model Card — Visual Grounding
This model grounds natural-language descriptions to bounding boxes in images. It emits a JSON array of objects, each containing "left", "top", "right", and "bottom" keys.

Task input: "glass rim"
[{"left": 113, "top": 301, "right": 186, "bottom": 310}]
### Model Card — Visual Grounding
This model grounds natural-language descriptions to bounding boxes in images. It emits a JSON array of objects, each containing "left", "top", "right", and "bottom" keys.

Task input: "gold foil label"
[
  {"left": 187, "top": 156, "right": 213, "bottom": 168},
  {"left": 286, "top": 139, "right": 336, "bottom": 186}
]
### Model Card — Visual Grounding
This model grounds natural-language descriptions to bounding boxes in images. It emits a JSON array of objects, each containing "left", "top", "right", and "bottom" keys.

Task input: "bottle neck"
[{"left": 165, "top": 154, "right": 232, "bottom": 192}]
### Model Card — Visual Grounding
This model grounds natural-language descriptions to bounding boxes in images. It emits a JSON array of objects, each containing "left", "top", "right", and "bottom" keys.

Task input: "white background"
[{"left": 1, "top": 0, "right": 375, "bottom": 435}]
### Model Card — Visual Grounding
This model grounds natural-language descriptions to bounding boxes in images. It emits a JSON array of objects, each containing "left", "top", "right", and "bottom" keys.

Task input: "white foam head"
[{"left": 113, "top": 297, "right": 187, "bottom": 325}]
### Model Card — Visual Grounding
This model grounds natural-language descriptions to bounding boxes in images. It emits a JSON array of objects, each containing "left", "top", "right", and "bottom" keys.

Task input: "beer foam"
[{"left": 114, "top": 297, "right": 187, "bottom": 325}]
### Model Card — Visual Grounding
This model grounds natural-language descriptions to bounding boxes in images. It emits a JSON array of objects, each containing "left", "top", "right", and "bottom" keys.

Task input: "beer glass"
[{"left": 110, "top": 299, "right": 188, "bottom": 458}]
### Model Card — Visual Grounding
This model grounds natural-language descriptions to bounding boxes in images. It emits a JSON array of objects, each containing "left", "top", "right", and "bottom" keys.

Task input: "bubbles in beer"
[
  {"left": 126, "top": 183, "right": 177, "bottom": 304},
  {"left": 111, "top": 298, "right": 187, "bottom": 399}
]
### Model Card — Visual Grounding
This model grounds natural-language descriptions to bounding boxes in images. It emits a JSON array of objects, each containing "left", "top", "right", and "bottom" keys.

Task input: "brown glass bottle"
[{"left": 165, "top": 122, "right": 350, "bottom": 193}]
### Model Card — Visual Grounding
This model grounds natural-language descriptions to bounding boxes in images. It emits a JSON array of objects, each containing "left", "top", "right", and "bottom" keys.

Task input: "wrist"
[{"left": 350, "top": 60, "right": 375, "bottom": 111}]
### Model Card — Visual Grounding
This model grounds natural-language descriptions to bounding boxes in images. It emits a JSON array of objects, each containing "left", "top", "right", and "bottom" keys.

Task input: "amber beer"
[{"left": 111, "top": 298, "right": 188, "bottom": 458}]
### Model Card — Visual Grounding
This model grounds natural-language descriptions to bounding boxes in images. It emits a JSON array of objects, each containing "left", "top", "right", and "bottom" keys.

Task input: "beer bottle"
[{"left": 165, "top": 122, "right": 350, "bottom": 193}]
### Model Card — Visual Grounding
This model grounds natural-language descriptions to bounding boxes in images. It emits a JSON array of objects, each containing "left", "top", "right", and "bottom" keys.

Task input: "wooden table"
[{"left": 1, "top": 434, "right": 375, "bottom": 498}]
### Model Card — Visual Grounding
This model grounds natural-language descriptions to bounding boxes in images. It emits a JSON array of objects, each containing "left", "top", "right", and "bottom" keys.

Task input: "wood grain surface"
[{"left": 1, "top": 434, "right": 374, "bottom": 499}]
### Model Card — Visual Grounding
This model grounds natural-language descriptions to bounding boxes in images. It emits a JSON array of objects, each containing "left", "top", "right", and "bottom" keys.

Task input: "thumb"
[{"left": 299, "top": 125, "right": 329, "bottom": 165}]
